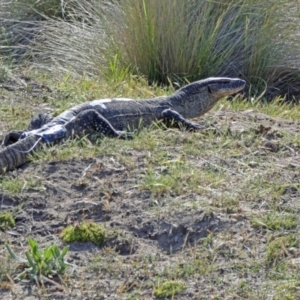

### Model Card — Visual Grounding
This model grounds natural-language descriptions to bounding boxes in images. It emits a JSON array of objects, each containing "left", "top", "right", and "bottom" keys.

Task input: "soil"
[{"left": 0, "top": 75, "right": 300, "bottom": 299}]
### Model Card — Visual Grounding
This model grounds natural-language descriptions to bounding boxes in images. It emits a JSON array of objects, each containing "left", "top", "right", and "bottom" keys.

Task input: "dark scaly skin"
[{"left": 0, "top": 77, "right": 246, "bottom": 173}]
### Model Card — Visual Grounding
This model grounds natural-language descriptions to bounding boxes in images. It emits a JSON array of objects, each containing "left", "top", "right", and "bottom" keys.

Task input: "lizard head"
[
  {"left": 177, "top": 77, "right": 245, "bottom": 100},
  {"left": 172, "top": 77, "right": 246, "bottom": 118},
  {"left": 204, "top": 77, "right": 246, "bottom": 100}
]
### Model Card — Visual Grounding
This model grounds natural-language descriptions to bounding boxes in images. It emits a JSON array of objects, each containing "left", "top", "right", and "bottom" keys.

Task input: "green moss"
[
  {"left": 0, "top": 212, "right": 15, "bottom": 231},
  {"left": 61, "top": 222, "right": 106, "bottom": 246},
  {"left": 154, "top": 281, "right": 186, "bottom": 298}
]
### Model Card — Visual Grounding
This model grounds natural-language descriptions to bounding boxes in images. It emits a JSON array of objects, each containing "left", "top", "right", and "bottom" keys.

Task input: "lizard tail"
[{"left": 0, "top": 136, "right": 42, "bottom": 174}]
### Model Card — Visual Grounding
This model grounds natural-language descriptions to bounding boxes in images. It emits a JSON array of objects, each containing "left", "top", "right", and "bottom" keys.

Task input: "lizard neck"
[{"left": 164, "top": 89, "right": 217, "bottom": 119}]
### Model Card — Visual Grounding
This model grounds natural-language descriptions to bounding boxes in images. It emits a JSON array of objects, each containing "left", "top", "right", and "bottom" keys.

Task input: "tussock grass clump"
[
  {"left": 1, "top": 0, "right": 300, "bottom": 98},
  {"left": 107, "top": 1, "right": 284, "bottom": 82}
]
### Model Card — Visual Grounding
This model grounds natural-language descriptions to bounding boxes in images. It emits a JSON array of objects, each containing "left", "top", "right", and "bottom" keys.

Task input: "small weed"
[
  {"left": 153, "top": 280, "right": 186, "bottom": 298},
  {"left": 0, "top": 212, "right": 15, "bottom": 231},
  {"left": 6, "top": 238, "right": 71, "bottom": 284},
  {"left": 61, "top": 222, "right": 106, "bottom": 246}
]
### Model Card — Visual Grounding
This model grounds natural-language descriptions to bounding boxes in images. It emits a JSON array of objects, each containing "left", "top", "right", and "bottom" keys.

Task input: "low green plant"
[
  {"left": 0, "top": 212, "right": 15, "bottom": 231},
  {"left": 153, "top": 280, "right": 186, "bottom": 298},
  {"left": 6, "top": 238, "right": 71, "bottom": 283},
  {"left": 61, "top": 222, "right": 106, "bottom": 245}
]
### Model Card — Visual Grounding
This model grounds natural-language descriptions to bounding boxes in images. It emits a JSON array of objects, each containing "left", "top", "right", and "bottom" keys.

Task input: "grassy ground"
[
  {"left": 0, "top": 71, "right": 300, "bottom": 299},
  {"left": 1, "top": 1, "right": 300, "bottom": 299}
]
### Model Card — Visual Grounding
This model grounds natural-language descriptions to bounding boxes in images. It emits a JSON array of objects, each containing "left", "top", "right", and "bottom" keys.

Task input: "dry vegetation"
[
  {"left": 0, "top": 0, "right": 300, "bottom": 299},
  {"left": 1, "top": 0, "right": 300, "bottom": 96}
]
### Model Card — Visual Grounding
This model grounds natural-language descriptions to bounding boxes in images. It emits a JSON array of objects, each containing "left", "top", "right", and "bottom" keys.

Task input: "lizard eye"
[{"left": 207, "top": 86, "right": 212, "bottom": 94}]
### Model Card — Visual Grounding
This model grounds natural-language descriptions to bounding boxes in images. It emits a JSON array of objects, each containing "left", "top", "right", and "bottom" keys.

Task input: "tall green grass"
[
  {"left": 106, "top": 0, "right": 300, "bottom": 95},
  {"left": 108, "top": 0, "right": 273, "bottom": 82},
  {"left": 1, "top": 0, "right": 300, "bottom": 98}
]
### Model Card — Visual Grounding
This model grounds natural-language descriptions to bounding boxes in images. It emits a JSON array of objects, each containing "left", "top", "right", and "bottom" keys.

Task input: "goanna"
[{"left": 0, "top": 77, "right": 245, "bottom": 173}]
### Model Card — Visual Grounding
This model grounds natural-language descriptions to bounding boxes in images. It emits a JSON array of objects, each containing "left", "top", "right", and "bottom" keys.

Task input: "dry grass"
[{"left": 1, "top": 0, "right": 300, "bottom": 98}]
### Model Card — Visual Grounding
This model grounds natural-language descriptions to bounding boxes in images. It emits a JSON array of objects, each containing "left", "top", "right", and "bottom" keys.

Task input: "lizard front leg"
[
  {"left": 161, "top": 108, "right": 205, "bottom": 131},
  {"left": 64, "top": 109, "right": 133, "bottom": 139}
]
